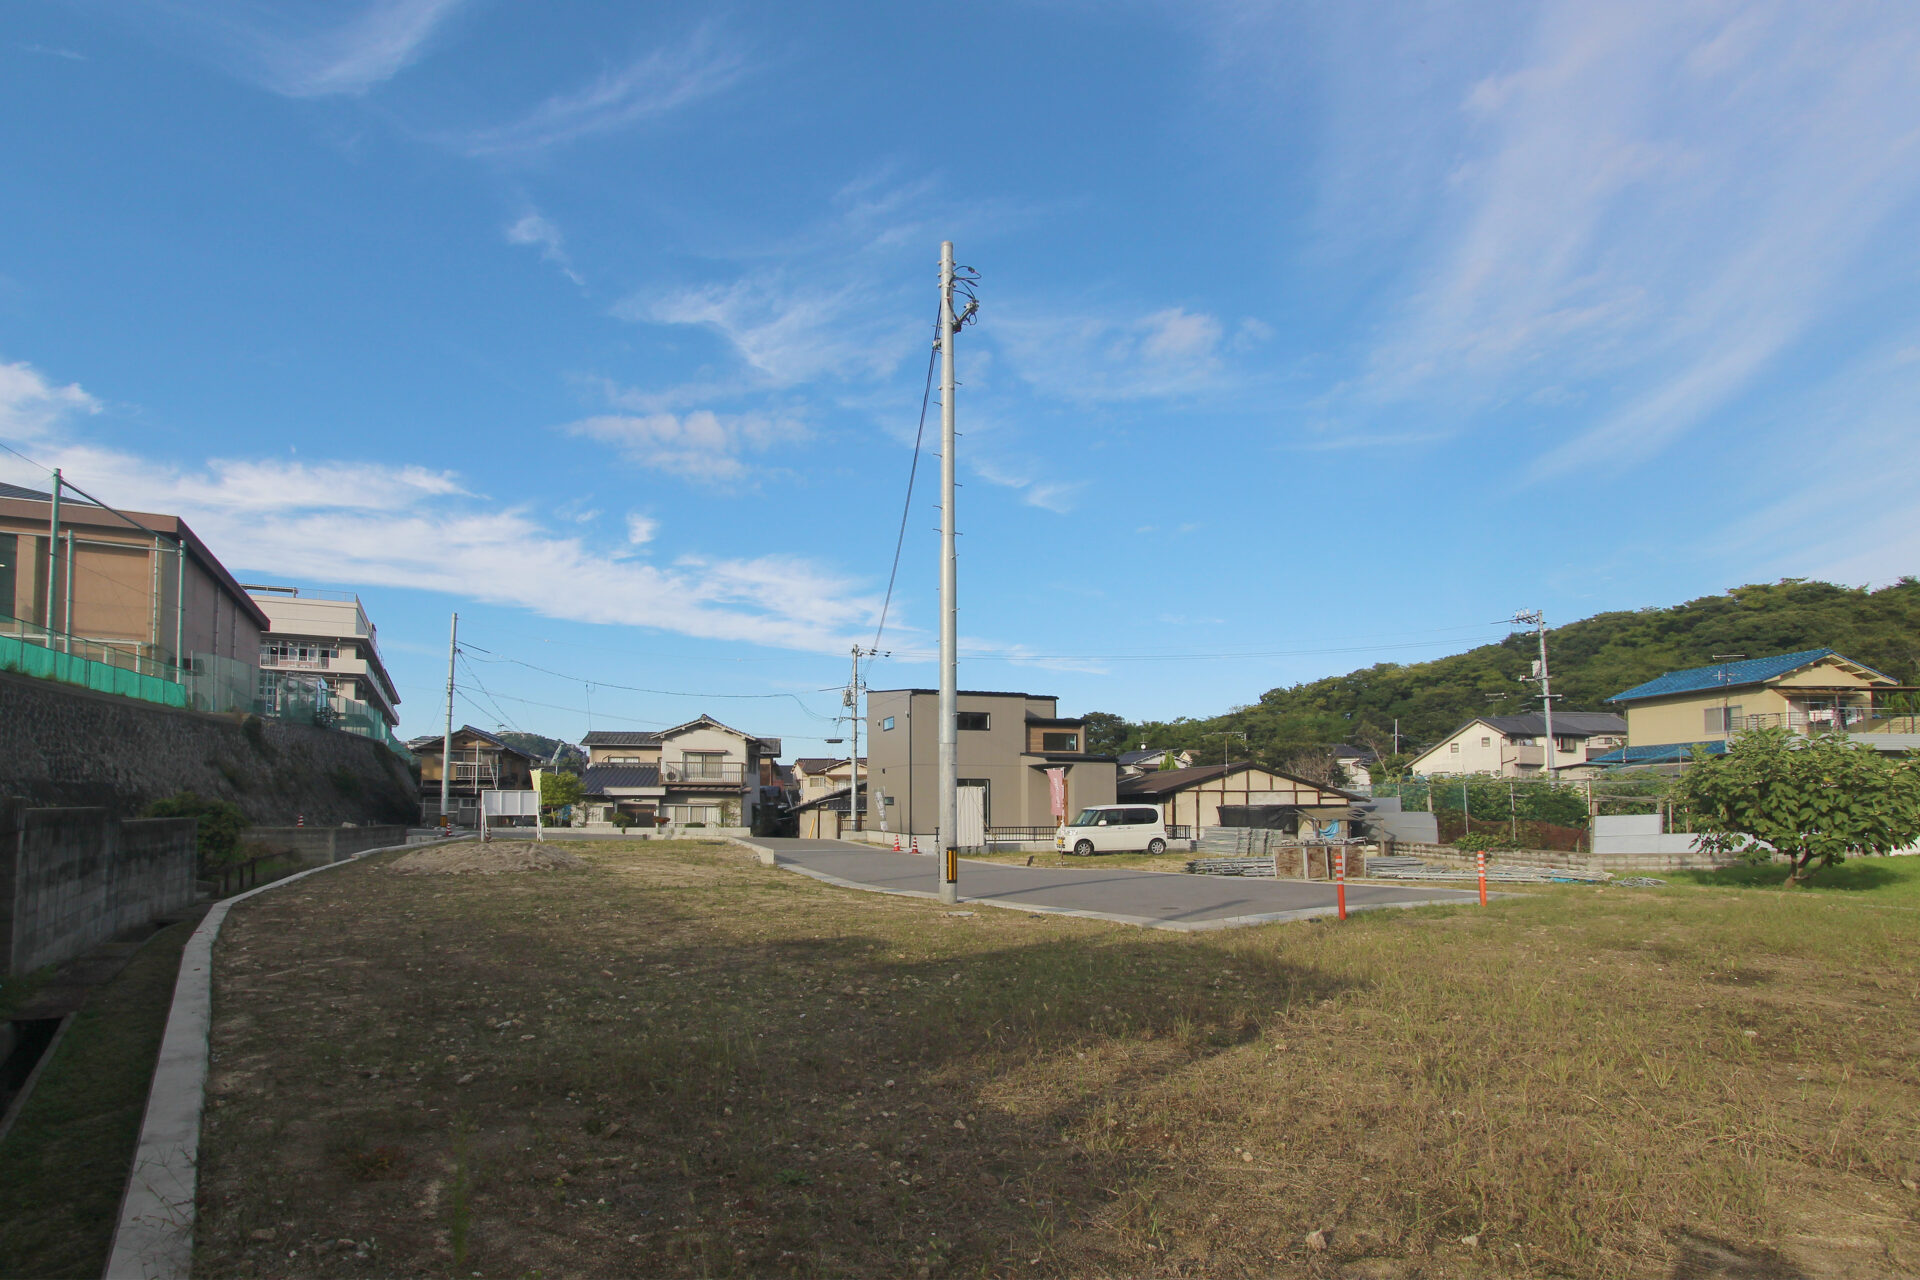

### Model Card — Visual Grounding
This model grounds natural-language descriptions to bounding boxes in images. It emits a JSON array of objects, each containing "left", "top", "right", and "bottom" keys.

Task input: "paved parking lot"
[{"left": 740, "top": 838, "right": 1481, "bottom": 931}]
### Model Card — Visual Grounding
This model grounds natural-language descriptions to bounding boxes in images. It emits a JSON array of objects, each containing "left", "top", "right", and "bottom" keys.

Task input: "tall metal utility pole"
[
  {"left": 1513, "top": 610, "right": 1557, "bottom": 776},
  {"left": 937, "top": 241, "right": 960, "bottom": 903},
  {"left": 441, "top": 612, "right": 458, "bottom": 833}
]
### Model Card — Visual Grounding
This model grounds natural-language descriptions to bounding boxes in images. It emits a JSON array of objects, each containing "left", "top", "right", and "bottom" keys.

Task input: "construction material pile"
[{"left": 386, "top": 841, "right": 587, "bottom": 876}]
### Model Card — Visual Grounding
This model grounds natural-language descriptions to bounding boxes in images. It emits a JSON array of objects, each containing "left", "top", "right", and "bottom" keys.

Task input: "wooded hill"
[{"left": 1083, "top": 579, "right": 1920, "bottom": 773}]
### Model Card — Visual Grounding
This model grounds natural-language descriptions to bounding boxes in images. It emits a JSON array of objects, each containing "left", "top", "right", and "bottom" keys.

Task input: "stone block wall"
[
  {"left": 0, "top": 670, "right": 417, "bottom": 826},
  {"left": 1, "top": 799, "right": 199, "bottom": 975}
]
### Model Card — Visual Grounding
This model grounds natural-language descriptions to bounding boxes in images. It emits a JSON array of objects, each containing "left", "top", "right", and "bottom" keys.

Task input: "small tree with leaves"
[
  {"left": 145, "top": 790, "right": 249, "bottom": 875},
  {"left": 1676, "top": 727, "right": 1920, "bottom": 886}
]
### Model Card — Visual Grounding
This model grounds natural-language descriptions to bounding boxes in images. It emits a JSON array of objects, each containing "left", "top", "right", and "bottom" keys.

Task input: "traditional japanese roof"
[
  {"left": 1605, "top": 649, "right": 1892, "bottom": 704},
  {"left": 1117, "top": 761, "right": 1361, "bottom": 801},
  {"left": 409, "top": 725, "right": 536, "bottom": 759},
  {"left": 581, "top": 764, "right": 662, "bottom": 792},
  {"left": 1473, "top": 712, "right": 1626, "bottom": 737},
  {"left": 581, "top": 730, "right": 664, "bottom": 747}
]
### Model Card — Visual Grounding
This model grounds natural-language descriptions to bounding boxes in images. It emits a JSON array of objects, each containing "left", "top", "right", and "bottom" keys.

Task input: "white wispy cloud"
[
  {"left": 505, "top": 211, "right": 584, "bottom": 285},
  {"left": 0, "top": 358, "right": 877, "bottom": 653},
  {"left": 165, "top": 0, "right": 465, "bottom": 98},
  {"left": 1309, "top": 1, "right": 1920, "bottom": 478},
  {"left": 968, "top": 455, "right": 1083, "bottom": 514},
  {"left": 460, "top": 27, "right": 744, "bottom": 154},
  {"left": 992, "top": 302, "right": 1231, "bottom": 403},
  {"left": 629, "top": 274, "right": 912, "bottom": 387},
  {"left": 566, "top": 410, "right": 804, "bottom": 484}
]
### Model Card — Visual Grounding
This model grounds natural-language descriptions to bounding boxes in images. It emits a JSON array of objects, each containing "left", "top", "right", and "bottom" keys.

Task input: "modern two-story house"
[{"left": 864, "top": 688, "right": 1118, "bottom": 837}]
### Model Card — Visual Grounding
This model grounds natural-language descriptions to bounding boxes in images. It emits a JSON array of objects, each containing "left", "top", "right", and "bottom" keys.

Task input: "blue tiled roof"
[
  {"left": 1583, "top": 741, "right": 1731, "bottom": 766},
  {"left": 1603, "top": 648, "right": 1885, "bottom": 704}
]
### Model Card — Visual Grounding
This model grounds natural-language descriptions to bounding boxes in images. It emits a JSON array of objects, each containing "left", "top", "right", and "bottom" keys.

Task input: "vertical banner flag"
[{"left": 1046, "top": 767, "right": 1068, "bottom": 820}]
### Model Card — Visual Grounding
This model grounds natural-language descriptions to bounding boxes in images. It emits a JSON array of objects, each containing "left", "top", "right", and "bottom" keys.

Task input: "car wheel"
[
  {"left": 1147, "top": 838, "right": 1167, "bottom": 855},
  {"left": 1073, "top": 839, "right": 1095, "bottom": 857}
]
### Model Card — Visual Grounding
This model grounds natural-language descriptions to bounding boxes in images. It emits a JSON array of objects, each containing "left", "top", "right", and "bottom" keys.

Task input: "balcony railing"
[
  {"left": 1730, "top": 707, "right": 1881, "bottom": 732},
  {"left": 259, "top": 653, "right": 332, "bottom": 670},
  {"left": 662, "top": 761, "right": 746, "bottom": 785}
]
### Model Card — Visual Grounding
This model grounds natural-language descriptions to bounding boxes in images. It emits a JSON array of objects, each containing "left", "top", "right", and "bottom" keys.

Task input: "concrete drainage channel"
[{"left": 102, "top": 838, "right": 428, "bottom": 1280}]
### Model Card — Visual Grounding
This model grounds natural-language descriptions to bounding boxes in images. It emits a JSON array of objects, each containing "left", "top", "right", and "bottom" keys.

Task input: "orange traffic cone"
[
  {"left": 892, "top": 833, "right": 901, "bottom": 852},
  {"left": 911, "top": 834, "right": 920, "bottom": 854}
]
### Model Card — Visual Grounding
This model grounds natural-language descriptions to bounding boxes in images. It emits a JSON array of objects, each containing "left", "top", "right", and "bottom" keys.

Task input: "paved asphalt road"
[{"left": 740, "top": 838, "right": 1480, "bottom": 931}]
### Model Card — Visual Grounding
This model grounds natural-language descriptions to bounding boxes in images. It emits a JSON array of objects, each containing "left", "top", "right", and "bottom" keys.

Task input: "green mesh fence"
[{"left": 0, "top": 629, "right": 187, "bottom": 708}]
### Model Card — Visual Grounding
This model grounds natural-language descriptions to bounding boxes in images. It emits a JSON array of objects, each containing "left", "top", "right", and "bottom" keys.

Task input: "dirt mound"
[{"left": 386, "top": 840, "right": 587, "bottom": 876}]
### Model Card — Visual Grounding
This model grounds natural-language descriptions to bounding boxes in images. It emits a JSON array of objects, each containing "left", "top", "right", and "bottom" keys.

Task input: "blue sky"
[{"left": 5, "top": 1, "right": 1920, "bottom": 752}]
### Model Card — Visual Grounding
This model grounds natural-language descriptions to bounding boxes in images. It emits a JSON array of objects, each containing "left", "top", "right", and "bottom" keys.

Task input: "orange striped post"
[
  {"left": 1476, "top": 849, "right": 1488, "bottom": 906},
  {"left": 892, "top": 833, "right": 901, "bottom": 852},
  {"left": 1335, "top": 846, "right": 1347, "bottom": 920}
]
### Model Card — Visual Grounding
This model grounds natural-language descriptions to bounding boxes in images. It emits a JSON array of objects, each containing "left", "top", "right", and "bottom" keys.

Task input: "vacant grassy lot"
[{"left": 195, "top": 840, "right": 1920, "bottom": 1278}]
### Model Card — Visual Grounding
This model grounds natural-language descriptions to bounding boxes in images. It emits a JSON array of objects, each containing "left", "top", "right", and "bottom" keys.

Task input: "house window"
[
  {"left": 884, "top": 795, "right": 896, "bottom": 806},
  {"left": 1449, "top": 743, "right": 1460, "bottom": 753},
  {"left": 1704, "top": 706, "right": 1741, "bottom": 734},
  {"left": 881, "top": 716, "right": 895, "bottom": 731},
  {"left": 666, "top": 804, "right": 721, "bottom": 825},
  {"left": 958, "top": 778, "right": 990, "bottom": 826},
  {"left": 1480, "top": 736, "right": 1491, "bottom": 748},
  {"left": 1042, "top": 732, "right": 1079, "bottom": 751},
  {"left": 956, "top": 712, "right": 990, "bottom": 731},
  {"left": 680, "top": 751, "right": 728, "bottom": 779},
  {"left": 1555, "top": 736, "right": 1576, "bottom": 753}
]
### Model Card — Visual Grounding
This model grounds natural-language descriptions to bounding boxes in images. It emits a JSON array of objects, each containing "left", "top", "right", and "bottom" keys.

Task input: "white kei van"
[{"left": 1056, "top": 804, "right": 1170, "bottom": 856}]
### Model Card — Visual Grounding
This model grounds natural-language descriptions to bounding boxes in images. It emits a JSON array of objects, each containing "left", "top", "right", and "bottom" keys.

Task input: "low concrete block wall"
[
  {"left": 248, "top": 825, "right": 412, "bottom": 866},
  {"left": 2, "top": 799, "right": 198, "bottom": 976},
  {"left": 1377, "top": 840, "right": 1738, "bottom": 875}
]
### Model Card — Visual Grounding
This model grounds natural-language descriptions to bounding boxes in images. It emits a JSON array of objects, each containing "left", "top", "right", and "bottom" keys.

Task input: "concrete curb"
[
  {"left": 741, "top": 844, "right": 1487, "bottom": 932},
  {"left": 102, "top": 840, "right": 418, "bottom": 1280}
]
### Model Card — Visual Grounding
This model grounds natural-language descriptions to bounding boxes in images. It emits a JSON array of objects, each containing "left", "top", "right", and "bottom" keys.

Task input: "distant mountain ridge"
[{"left": 1085, "top": 578, "right": 1920, "bottom": 770}]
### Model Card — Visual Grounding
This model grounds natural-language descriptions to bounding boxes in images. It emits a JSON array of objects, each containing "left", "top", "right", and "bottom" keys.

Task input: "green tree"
[
  {"left": 1676, "top": 728, "right": 1920, "bottom": 886},
  {"left": 144, "top": 790, "right": 249, "bottom": 874},
  {"left": 1079, "top": 712, "right": 1133, "bottom": 757},
  {"left": 539, "top": 770, "right": 584, "bottom": 809}
]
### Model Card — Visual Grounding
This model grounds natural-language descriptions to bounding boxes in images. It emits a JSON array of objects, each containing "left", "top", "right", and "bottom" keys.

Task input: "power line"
[
  {"left": 455, "top": 649, "right": 522, "bottom": 735},
  {"left": 458, "top": 641, "right": 840, "bottom": 722},
  {"left": 876, "top": 631, "right": 1514, "bottom": 665},
  {"left": 870, "top": 307, "right": 942, "bottom": 654}
]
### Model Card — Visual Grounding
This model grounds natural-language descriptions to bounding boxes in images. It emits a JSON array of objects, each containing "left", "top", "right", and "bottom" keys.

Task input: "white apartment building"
[{"left": 245, "top": 586, "right": 401, "bottom": 730}]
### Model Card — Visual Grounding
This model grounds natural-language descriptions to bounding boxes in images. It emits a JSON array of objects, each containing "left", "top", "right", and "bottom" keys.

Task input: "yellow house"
[{"left": 1604, "top": 648, "right": 1912, "bottom": 751}]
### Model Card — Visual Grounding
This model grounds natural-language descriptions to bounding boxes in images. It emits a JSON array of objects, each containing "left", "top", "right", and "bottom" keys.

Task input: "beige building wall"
[
  {"left": 867, "top": 689, "right": 1114, "bottom": 835},
  {"left": 1144, "top": 769, "right": 1351, "bottom": 832},
  {"left": 0, "top": 498, "right": 265, "bottom": 668},
  {"left": 1619, "top": 657, "right": 1893, "bottom": 746}
]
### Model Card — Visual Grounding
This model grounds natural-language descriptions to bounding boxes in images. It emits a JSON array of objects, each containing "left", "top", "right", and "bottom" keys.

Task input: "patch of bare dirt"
[{"left": 385, "top": 840, "right": 586, "bottom": 876}]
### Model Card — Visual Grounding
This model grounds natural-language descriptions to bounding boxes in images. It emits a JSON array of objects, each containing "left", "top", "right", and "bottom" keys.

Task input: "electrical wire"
[
  {"left": 870, "top": 307, "right": 943, "bottom": 655},
  {"left": 458, "top": 642, "right": 840, "bottom": 722},
  {"left": 455, "top": 649, "right": 522, "bottom": 734}
]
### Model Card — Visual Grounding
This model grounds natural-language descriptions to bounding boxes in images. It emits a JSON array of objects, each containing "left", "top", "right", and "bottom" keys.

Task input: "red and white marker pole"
[
  {"left": 1476, "top": 848, "right": 1488, "bottom": 906},
  {"left": 1335, "top": 846, "right": 1347, "bottom": 920}
]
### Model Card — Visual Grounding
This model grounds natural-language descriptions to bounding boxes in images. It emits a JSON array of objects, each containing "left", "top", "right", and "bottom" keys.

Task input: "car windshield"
[{"left": 1068, "top": 809, "right": 1107, "bottom": 827}]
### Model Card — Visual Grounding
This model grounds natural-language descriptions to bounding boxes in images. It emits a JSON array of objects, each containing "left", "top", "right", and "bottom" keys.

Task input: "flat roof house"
[
  {"left": 245, "top": 586, "right": 401, "bottom": 731},
  {"left": 865, "top": 689, "right": 1117, "bottom": 837}
]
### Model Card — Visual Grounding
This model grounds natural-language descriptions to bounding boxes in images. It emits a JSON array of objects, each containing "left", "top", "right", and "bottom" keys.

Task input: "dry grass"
[{"left": 193, "top": 839, "right": 1920, "bottom": 1279}]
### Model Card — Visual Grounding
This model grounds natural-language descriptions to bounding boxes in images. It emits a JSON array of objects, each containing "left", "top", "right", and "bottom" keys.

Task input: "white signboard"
[
  {"left": 480, "top": 788, "right": 543, "bottom": 841},
  {"left": 957, "top": 785, "right": 986, "bottom": 850}
]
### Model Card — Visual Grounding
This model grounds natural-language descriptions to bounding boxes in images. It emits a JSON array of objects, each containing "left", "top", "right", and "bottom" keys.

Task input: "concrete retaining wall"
[
  {"left": 1380, "top": 840, "right": 1738, "bottom": 874},
  {"left": 1, "top": 798, "right": 198, "bottom": 975},
  {"left": 0, "top": 669, "right": 417, "bottom": 826},
  {"left": 246, "top": 825, "right": 413, "bottom": 865}
]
